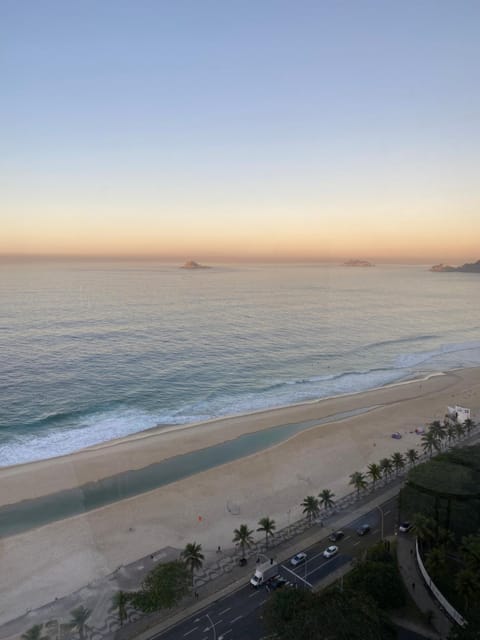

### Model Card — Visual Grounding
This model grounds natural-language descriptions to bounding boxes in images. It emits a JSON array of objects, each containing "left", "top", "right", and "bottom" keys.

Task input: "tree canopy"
[
  {"left": 264, "top": 587, "right": 395, "bottom": 640},
  {"left": 131, "top": 560, "right": 191, "bottom": 612}
]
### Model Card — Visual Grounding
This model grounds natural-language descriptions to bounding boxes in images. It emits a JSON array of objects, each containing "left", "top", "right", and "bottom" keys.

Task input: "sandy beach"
[{"left": 1, "top": 367, "right": 479, "bottom": 625}]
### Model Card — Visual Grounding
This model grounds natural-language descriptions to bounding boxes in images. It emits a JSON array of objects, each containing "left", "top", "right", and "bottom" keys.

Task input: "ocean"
[{"left": 1, "top": 261, "right": 480, "bottom": 468}]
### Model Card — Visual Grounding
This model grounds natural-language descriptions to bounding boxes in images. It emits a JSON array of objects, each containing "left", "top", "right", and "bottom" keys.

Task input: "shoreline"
[
  {"left": 0, "top": 368, "right": 443, "bottom": 474},
  {"left": 0, "top": 366, "right": 479, "bottom": 626},
  {"left": 1, "top": 367, "right": 445, "bottom": 474},
  {"left": 0, "top": 368, "right": 456, "bottom": 508}
]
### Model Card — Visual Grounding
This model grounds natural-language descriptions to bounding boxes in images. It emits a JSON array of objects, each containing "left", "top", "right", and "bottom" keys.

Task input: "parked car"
[
  {"left": 329, "top": 530, "right": 344, "bottom": 542},
  {"left": 323, "top": 545, "right": 338, "bottom": 559},
  {"left": 399, "top": 521, "right": 412, "bottom": 533},
  {"left": 290, "top": 552, "right": 307, "bottom": 567},
  {"left": 356, "top": 524, "right": 371, "bottom": 536}
]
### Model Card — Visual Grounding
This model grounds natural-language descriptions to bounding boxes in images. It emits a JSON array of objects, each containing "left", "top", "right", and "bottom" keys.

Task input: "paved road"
[{"left": 152, "top": 496, "right": 398, "bottom": 640}]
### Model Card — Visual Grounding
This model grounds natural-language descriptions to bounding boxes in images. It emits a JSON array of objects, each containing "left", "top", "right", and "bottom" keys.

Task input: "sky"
[{"left": 2, "top": 0, "right": 480, "bottom": 263}]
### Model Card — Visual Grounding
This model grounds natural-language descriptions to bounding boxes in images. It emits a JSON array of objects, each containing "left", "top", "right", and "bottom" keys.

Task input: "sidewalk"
[
  {"left": 396, "top": 534, "right": 452, "bottom": 640},
  {"left": 130, "top": 483, "right": 405, "bottom": 640}
]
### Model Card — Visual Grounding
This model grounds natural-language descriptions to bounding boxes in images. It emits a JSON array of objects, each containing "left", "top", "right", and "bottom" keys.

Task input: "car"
[
  {"left": 399, "top": 521, "right": 412, "bottom": 533},
  {"left": 266, "top": 576, "right": 287, "bottom": 591},
  {"left": 356, "top": 524, "right": 371, "bottom": 536},
  {"left": 290, "top": 552, "right": 307, "bottom": 567},
  {"left": 329, "top": 530, "right": 344, "bottom": 542},
  {"left": 391, "top": 431, "right": 402, "bottom": 439},
  {"left": 323, "top": 545, "right": 338, "bottom": 559}
]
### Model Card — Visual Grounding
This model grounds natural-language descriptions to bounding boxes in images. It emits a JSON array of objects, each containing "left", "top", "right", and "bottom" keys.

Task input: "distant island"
[
  {"left": 180, "top": 260, "right": 210, "bottom": 270},
  {"left": 342, "top": 259, "right": 375, "bottom": 267},
  {"left": 430, "top": 260, "right": 480, "bottom": 273}
]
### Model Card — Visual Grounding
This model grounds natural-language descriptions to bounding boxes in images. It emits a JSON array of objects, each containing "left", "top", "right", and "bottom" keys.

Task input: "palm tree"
[
  {"left": 411, "top": 513, "right": 436, "bottom": 546},
  {"left": 301, "top": 495, "right": 320, "bottom": 522},
  {"left": 318, "top": 489, "right": 335, "bottom": 511},
  {"left": 367, "top": 463, "right": 382, "bottom": 490},
  {"left": 69, "top": 606, "right": 91, "bottom": 640},
  {"left": 425, "top": 546, "right": 447, "bottom": 581},
  {"left": 391, "top": 452, "right": 405, "bottom": 476},
  {"left": 21, "top": 626, "right": 47, "bottom": 640},
  {"left": 406, "top": 448, "right": 419, "bottom": 467},
  {"left": 232, "top": 524, "right": 254, "bottom": 559},
  {"left": 257, "top": 517, "right": 276, "bottom": 548},
  {"left": 428, "top": 420, "right": 446, "bottom": 450},
  {"left": 464, "top": 418, "right": 475, "bottom": 437},
  {"left": 349, "top": 471, "right": 367, "bottom": 498},
  {"left": 111, "top": 591, "right": 130, "bottom": 626},
  {"left": 379, "top": 457, "right": 393, "bottom": 479},
  {"left": 181, "top": 542, "right": 205, "bottom": 581},
  {"left": 421, "top": 430, "right": 439, "bottom": 458},
  {"left": 455, "top": 568, "right": 480, "bottom": 611},
  {"left": 454, "top": 420, "right": 465, "bottom": 441},
  {"left": 446, "top": 423, "right": 457, "bottom": 447}
]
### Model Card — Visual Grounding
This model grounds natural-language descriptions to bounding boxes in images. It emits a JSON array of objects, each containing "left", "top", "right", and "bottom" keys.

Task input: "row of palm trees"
[
  {"left": 299, "top": 448, "right": 422, "bottom": 522},
  {"left": 420, "top": 417, "right": 475, "bottom": 457},
  {"left": 108, "top": 417, "right": 477, "bottom": 625}
]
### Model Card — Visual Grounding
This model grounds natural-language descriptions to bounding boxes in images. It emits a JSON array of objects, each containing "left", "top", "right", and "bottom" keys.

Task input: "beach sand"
[{"left": 1, "top": 367, "right": 479, "bottom": 625}]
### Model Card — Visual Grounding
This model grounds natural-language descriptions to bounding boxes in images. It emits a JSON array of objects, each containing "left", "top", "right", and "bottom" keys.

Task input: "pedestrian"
[
  {"left": 195, "top": 591, "right": 199, "bottom": 599},
  {"left": 410, "top": 549, "right": 413, "bottom": 556},
  {"left": 412, "top": 582, "right": 415, "bottom": 590},
  {"left": 217, "top": 545, "right": 221, "bottom": 553}
]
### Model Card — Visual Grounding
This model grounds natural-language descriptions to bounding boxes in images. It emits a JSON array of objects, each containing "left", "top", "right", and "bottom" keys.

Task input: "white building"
[{"left": 447, "top": 405, "right": 471, "bottom": 424}]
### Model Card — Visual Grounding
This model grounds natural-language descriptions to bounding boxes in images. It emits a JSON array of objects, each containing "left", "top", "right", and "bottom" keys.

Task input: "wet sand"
[{"left": 0, "top": 367, "right": 479, "bottom": 624}]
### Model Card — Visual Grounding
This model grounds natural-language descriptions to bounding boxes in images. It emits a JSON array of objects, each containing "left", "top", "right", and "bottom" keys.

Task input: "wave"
[{"left": 2, "top": 338, "right": 480, "bottom": 468}]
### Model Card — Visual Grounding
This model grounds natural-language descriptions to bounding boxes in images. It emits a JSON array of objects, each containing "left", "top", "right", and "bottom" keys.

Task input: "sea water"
[{"left": 1, "top": 261, "right": 480, "bottom": 467}]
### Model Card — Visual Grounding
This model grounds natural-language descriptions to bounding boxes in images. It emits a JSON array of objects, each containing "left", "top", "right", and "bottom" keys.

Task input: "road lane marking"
[
  {"left": 231, "top": 615, "right": 243, "bottom": 623},
  {"left": 384, "top": 510, "right": 391, "bottom": 515},
  {"left": 222, "top": 631, "right": 232, "bottom": 637},
  {"left": 281, "top": 564, "right": 312, "bottom": 587},
  {"left": 353, "top": 540, "right": 360, "bottom": 546},
  {"left": 344, "top": 535, "right": 351, "bottom": 541},
  {"left": 259, "top": 598, "right": 268, "bottom": 605},
  {"left": 249, "top": 590, "right": 260, "bottom": 598},
  {"left": 218, "top": 607, "right": 231, "bottom": 616},
  {"left": 183, "top": 627, "right": 198, "bottom": 637}
]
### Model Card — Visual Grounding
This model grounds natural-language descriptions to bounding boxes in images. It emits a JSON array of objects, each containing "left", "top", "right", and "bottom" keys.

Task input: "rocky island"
[
  {"left": 180, "top": 260, "right": 210, "bottom": 269},
  {"left": 342, "top": 259, "right": 375, "bottom": 267},
  {"left": 430, "top": 260, "right": 480, "bottom": 273}
]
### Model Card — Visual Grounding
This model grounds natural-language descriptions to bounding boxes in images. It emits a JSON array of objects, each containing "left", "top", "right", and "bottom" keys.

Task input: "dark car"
[
  {"left": 266, "top": 576, "right": 287, "bottom": 591},
  {"left": 329, "top": 530, "right": 345, "bottom": 542},
  {"left": 399, "top": 521, "right": 412, "bottom": 533},
  {"left": 356, "top": 524, "right": 371, "bottom": 536}
]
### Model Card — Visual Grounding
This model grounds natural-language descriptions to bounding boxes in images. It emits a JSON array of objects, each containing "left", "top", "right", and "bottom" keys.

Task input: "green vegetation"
[
  {"left": 111, "top": 591, "right": 130, "bottom": 626},
  {"left": 301, "top": 495, "right": 320, "bottom": 522},
  {"left": 264, "top": 586, "right": 395, "bottom": 640},
  {"left": 318, "top": 488, "right": 335, "bottom": 510},
  {"left": 131, "top": 561, "right": 191, "bottom": 612},
  {"left": 400, "top": 443, "right": 480, "bottom": 617},
  {"left": 344, "top": 543, "right": 406, "bottom": 610},
  {"left": 181, "top": 541, "right": 205, "bottom": 581},
  {"left": 68, "top": 606, "right": 91, "bottom": 640},
  {"left": 21, "top": 625, "right": 48, "bottom": 640},
  {"left": 257, "top": 516, "right": 276, "bottom": 548},
  {"left": 349, "top": 471, "right": 368, "bottom": 497},
  {"left": 263, "top": 542, "right": 400, "bottom": 639},
  {"left": 232, "top": 523, "right": 254, "bottom": 558}
]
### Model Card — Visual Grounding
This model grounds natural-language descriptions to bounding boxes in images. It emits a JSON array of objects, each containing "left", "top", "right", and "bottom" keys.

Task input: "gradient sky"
[{"left": 2, "top": 0, "right": 480, "bottom": 263}]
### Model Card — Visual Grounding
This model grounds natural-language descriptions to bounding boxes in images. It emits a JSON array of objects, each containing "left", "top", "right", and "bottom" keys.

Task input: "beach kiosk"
[{"left": 447, "top": 405, "right": 471, "bottom": 424}]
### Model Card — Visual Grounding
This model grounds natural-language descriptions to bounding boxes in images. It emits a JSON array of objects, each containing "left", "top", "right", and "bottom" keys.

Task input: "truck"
[{"left": 249, "top": 560, "right": 278, "bottom": 587}]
